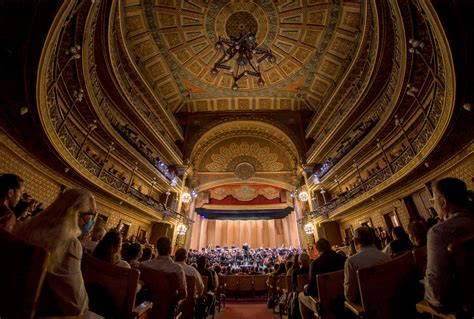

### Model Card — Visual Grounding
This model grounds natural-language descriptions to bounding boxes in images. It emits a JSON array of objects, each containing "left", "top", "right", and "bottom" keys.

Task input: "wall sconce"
[
  {"left": 177, "top": 224, "right": 187, "bottom": 236},
  {"left": 181, "top": 192, "right": 191, "bottom": 203},
  {"left": 298, "top": 191, "right": 309, "bottom": 202},
  {"left": 304, "top": 223, "right": 315, "bottom": 235}
]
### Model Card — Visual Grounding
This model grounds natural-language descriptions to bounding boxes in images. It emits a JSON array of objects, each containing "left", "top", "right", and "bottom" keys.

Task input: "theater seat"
[
  {"left": 0, "top": 228, "right": 49, "bottom": 319},
  {"left": 81, "top": 254, "right": 152, "bottom": 319}
]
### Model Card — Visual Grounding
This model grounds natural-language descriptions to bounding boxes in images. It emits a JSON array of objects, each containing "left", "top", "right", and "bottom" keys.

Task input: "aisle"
[{"left": 217, "top": 301, "right": 277, "bottom": 319}]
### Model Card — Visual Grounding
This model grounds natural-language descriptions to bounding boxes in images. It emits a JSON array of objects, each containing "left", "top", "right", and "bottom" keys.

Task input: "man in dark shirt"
[
  {"left": 196, "top": 256, "right": 216, "bottom": 316},
  {"left": 299, "top": 238, "right": 346, "bottom": 319},
  {"left": 0, "top": 174, "right": 24, "bottom": 232}
]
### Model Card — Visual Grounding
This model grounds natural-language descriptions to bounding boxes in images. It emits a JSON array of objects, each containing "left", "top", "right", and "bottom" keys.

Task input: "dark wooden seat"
[
  {"left": 411, "top": 245, "right": 427, "bottom": 279},
  {"left": 296, "top": 274, "right": 309, "bottom": 293},
  {"left": 449, "top": 234, "right": 474, "bottom": 315},
  {"left": 316, "top": 270, "right": 350, "bottom": 319},
  {"left": 82, "top": 254, "right": 152, "bottom": 319},
  {"left": 253, "top": 275, "right": 268, "bottom": 295},
  {"left": 0, "top": 228, "right": 49, "bottom": 319},
  {"left": 238, "top": 275, "right": 254, "bottom": 295},
  {"left": 344, "top": 252, "right": 417, "bottom": 319},
  {"left": 139, "top": 266, "right": 183, "bottom": 319},
  {"left": 180, "top": 276, "right": 195, "bottom": 319}
]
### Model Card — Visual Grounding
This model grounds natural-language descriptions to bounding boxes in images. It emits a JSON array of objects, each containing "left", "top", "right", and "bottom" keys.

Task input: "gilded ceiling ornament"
[
  {"left": 234, "top": 162, "right": 256, "bottom": 180},
  {"left": 206, "top": 142, "right": 284, "bottom": 172}
]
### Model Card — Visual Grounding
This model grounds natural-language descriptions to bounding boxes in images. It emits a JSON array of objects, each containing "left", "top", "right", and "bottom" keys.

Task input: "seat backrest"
[
  {"left": 82, "top": 254, "right": 139, "bottom": 319},
  {"left": 201, "top": 276, "right": 209, "bottom": 292},
  {"left": 139, "top": 266, "right": 180, "bottom": 319},
  {"left": 225, "top": 276, "right": 238, "bottom": 292},
  {"left": 357, "top": 252, "right": 417, "bottom": 319},
  {"left": 238, "top": 275, "right": 253, "bottom": 292},
  {"left": 181, "top": 276, "right": 196, "bottom": 319},
  {"left": 316, "top": 270, "right": 345, "bottom": 319},
  {"left": 253, "top": 275, "right": 268, "bottom": 292},
  {"left": 0, "top": 228, "right": 49, "bottom": 319},
  {"left": 448, "top": 234, "right": 474, "bottom": 313},
  {"left": 411, "top": 246, "right": 427, "bottom": 279},
  {"left": 277, "top": 275, "right": 288, "bottom": 292},
  {"left": 296, "top": 274, "right": 309, "bottom": 292}
]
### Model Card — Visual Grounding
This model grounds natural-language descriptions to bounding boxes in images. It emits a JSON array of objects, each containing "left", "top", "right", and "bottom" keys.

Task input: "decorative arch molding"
[
  {"left": 190, "top": 120, "right": 300, "bottom": 170},
  {"left": 196, "top": 177, "right": 295, "bottom": 193}
]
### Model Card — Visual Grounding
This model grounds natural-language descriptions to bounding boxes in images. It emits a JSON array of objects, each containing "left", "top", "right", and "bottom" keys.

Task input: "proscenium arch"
[
  {"left": 190, "top": 120, "right": 300, "bottom": 170},
  {"left": 196, "top": 177, "right": 295, "bottom": 193}
]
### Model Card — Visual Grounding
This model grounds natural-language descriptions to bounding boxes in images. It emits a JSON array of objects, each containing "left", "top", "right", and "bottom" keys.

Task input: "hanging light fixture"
[
  {"left": 304, "top": 223, "right": 315, "bottom": 235},
  {"left": 211, "top": 32, "right": 276, "bottom": 91},
  {"left": 181, "top": 192, "right": 191, "bottom": 203},
  {"left": 298, "top": 191, "right": 309, "bottom": 202},
  {"left": 176, "top": 224, "right": 187, "bottom": 236}
]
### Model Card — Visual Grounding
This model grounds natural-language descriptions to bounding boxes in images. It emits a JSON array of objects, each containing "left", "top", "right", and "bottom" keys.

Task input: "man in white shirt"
[
  {"left": 141, "top": 237, "right": 187, "bottom": 300},
  {"left": 344, "top": 226, "right": 391, "bottom": 303},
  {"left": 175, "top": 247, "right": 204, "bottom": 296}
]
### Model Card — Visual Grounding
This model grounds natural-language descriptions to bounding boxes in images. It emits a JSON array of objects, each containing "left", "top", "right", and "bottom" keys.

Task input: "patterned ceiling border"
[{"left": 142, "top": 0, "right": 343, "bottom": 98}]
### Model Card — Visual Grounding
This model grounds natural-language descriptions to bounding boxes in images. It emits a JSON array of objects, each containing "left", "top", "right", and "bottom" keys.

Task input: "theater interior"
[{"left": 0, "top": 0, "right": 473, "bottom": 318}]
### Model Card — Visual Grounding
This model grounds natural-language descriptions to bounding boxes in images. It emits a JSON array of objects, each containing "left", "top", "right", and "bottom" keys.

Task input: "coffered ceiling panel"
[{"left": 120, "top": 0, "right": 364, "bottom": 112}]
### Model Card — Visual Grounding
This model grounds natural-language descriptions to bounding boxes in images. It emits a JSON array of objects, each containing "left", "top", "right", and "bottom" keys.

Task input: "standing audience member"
[
  {"left": 407, "top": 220, "right": 428, "bottom": 247},
  {"left": 299, "top": 239, "right": 346, "bottom": 319},
  {"left": 175, "top": 248, "right": 204, "bottom": 296},
  {"left": 344, "top": 227, "right": 391, "bottom": 303},
  {"left": 141, "top": 237, "right": 187, "bottom": 300},
  {"left": 93, "top": 231, "right": 130, "bottom": 268},
  {"left": 425, "top": 178, "right": 474, "bottom": 313},
  {"left": 14, "top": 189, "right": 95, "bottom": 316},
  {"left": 0, "top": 173, "right": 24, "bottom": 232},
  {"left": 382, "top": 226, "right": 414, "bottom": 256}
]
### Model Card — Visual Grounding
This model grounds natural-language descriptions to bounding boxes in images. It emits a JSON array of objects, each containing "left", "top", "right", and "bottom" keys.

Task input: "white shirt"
[
  {"left": 142, "top": 256, "right": 186, "bottom": 292},
  {"left": 176, "top": 261, "right": 204, "bottom": 295}
]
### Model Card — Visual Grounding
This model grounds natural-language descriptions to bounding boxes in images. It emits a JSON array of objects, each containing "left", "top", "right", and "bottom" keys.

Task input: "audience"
[
  {"left": 93, "top": 231, "right": 130, "bottom": 268},
  {"left": 81, "top": 226, "right": 106, "bottom": 254},
  {"left": 299, "top": 239, "right": 346, "bottom": 319},
  {"left": 14, "top": 189, "right": 95, "bottom": 317},
  {"left": 124, "top": 243, "right": 143, "bottom": 268},
  {"left": 382, "top": 226, "right": 414, "bottom": 256},
  {"left": 140, "top": 246, "right": 153, "bottom": 262},
  {"left": 141, "top": 237, "right": 187, "bottom": 300},
  {"left": 344, "top": 227, "right": 391, "bottom": 303},
  {"left": 424, "top": 177, "right": 474, "bottom": 313},
  {"left": 175, "top": 247, "right": 205, "bottom": 296},
  {"left": 407, "top": 220, "right": 428, "bottom": 247},
  {"left": 0, "top": 173, "right": 24, "bottom": 232}
]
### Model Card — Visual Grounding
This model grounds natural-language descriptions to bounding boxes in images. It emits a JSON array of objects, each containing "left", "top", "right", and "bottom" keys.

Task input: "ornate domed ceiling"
[{"left": 122, "top": 0, "right": 365, "bottom": 112}]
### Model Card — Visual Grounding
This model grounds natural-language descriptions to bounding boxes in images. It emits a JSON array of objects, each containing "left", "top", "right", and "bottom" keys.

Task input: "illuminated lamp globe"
[
  {"left": 177, "top": 224, "right": 187, "bottom": 235},
  {"left": 298, "top": 191, "right": 309, "bottom": 202},
  {"left": 181, "top": 192, "right": 192, "bottom": 203},
  {"left": 304, "top": 223, "right": 315, "bottom": 235}
]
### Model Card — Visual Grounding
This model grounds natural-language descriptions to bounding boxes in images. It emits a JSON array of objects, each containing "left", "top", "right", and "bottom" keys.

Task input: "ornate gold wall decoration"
[
  {"left": 206, "top": 142, "right": 284, "bottom": 172},
  {"left": 234, "top": 162, "right": 256, "bottom": 180},
  {"left": 209, "top": 184, "right": 281, "bottom": 201}
]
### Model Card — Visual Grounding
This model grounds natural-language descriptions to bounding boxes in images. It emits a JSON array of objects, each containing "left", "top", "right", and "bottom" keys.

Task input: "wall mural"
[{"left": 209, "top": 184, "right": 281, "bottom": 201}]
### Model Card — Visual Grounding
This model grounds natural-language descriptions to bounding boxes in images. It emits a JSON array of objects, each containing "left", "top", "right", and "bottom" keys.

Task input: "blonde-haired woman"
[{"left": 15, "top": 188, "right": 96, "bottom": 316}]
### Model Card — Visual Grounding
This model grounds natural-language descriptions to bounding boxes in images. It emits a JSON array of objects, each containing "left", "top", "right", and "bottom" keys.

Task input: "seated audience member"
[
  {"left": 196, "top": 255, "right": 217, "bottom": 316},
  {"left": 293, "top": 252, "right": 310, "bottom": 291},
  {"left": 14, "top": 189, "right": 96, "bottom": 316},
  {"left": 407, "top": 220, "right": 428, "bottom": 247},
  {"left": 299, "top": 239, "right": 345, "bottom": 319},
  {"left": 124, "top": 243, "right": 142, "bottom": 268},
  {"left": 141, "top": 237, "right": 187, "bottom": 300},
  {"left": 139, "top": 246, "right": 152, "bottom": 262},
  {"left": 344, "top": 226, "right": 391, "bottom": 303},
  {"left": 0, "top": 173, "right": 25, "bottom": 232},
  {"left": 425, "top": 178, "right": 474, "bottom": 313},
  {"left": 426, "top": 207, "right": 440, "bottom": 228},
  {"left": 93, "top": 231, "right": 130, "bottom": 268},
  {"left": 175, "top": 248, "right": 204, "bottom": 296},
  {"left": 82, "top": 226, "right": 106, "bottom": 253},
  {"left": 382, "top": 226, "right": 414, "bottom": 256}
]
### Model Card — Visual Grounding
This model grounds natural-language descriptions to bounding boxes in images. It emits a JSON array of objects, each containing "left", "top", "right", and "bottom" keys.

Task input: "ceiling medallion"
[{"left": 234, "top": 162, "right": 256, "bottom": 180}]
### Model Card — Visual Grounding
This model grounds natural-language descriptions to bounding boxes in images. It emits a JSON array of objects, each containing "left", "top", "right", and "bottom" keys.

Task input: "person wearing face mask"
[
  {"left": 14, "top": 188, "right": 96, "bottom": 317},
  {"left": 0, "top": 173, "right": 25, "bottom": 232}
]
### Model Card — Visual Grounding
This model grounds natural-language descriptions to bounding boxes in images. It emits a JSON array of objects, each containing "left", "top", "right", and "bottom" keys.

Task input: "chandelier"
[{"left": 211, "top": 32, "right": 276, "bottom": 90}]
